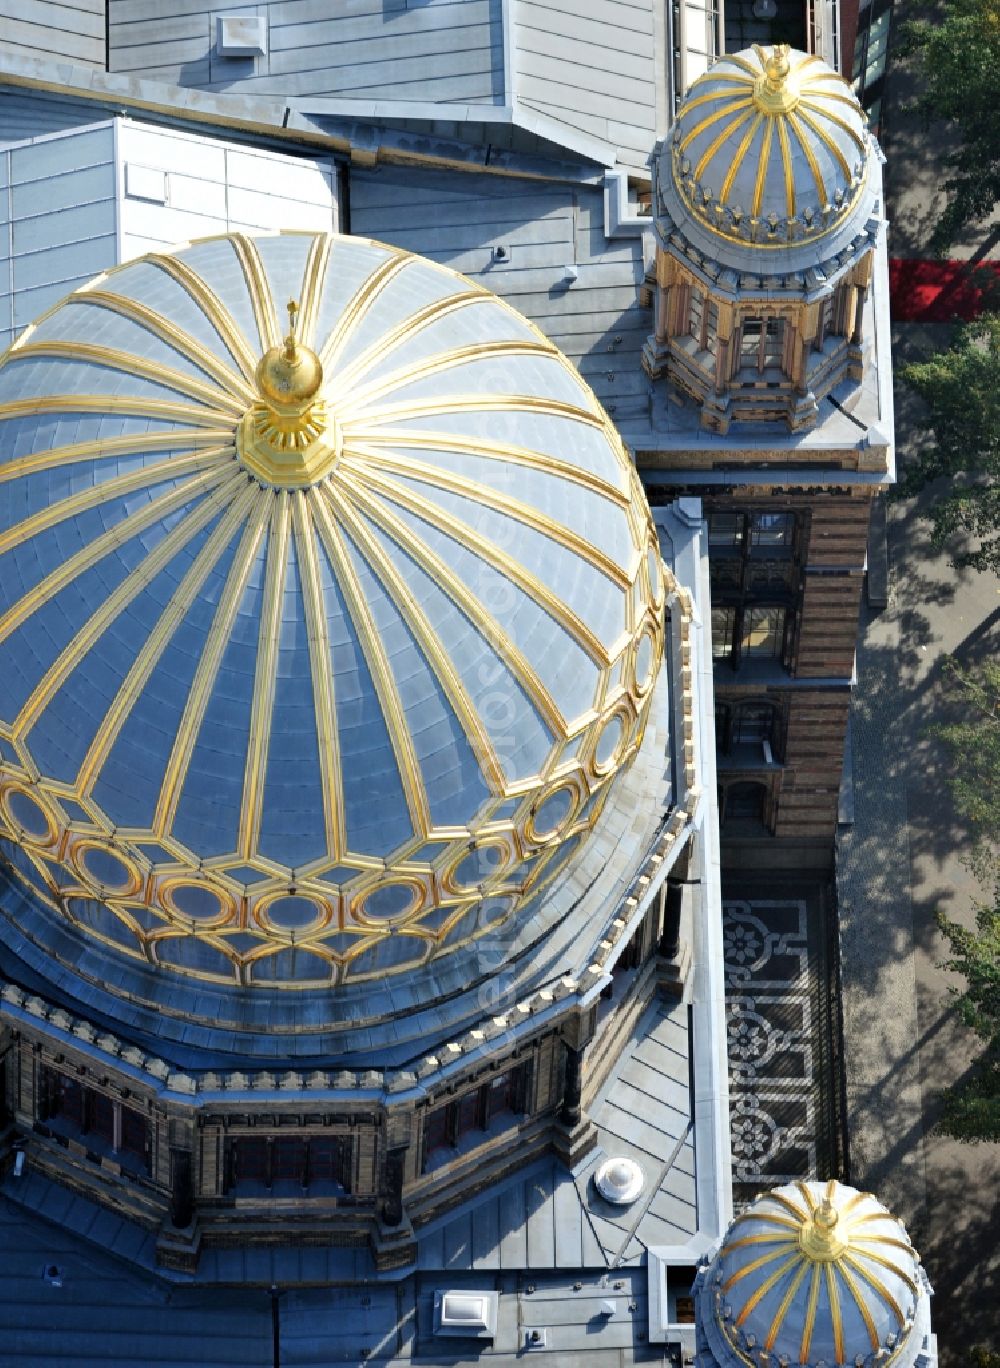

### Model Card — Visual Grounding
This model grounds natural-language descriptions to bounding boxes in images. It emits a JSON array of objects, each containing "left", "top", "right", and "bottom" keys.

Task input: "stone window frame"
[
  {"left": 708, "top": 510, "right": 801, "bottom": 672},
  {"left": 733, "top": 314, "right": 790, "bottom": 377},
  {"left": 420, "top": 1059, "right": 533, "bottom": 1174},
  {"left": 687, "top": 286, "right": 719, "bottom": 354},
  {"left": 715, "top": 697, "right": 786, "bottom": 765},
  {"left": 716, "top": 776, "right": 778, "bottom": 834},
  {"left": 36, "top": 1062, "right": 153, "bottom": 1176},
  {"left": 222, "top": 1130, "right": 354, "bottom": 1197}
]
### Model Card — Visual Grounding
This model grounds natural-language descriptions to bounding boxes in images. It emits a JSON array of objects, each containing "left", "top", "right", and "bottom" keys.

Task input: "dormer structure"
[{"left": 644, "top": 44, "right": 884, "bottom": 434}]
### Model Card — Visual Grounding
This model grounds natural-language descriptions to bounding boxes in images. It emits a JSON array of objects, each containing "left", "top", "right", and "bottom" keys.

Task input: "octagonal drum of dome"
[{"left": 0, "top": 231, "right": 665, "bottom": 988}]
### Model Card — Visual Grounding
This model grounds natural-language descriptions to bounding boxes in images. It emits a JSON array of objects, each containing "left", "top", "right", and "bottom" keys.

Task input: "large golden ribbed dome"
[{"left": 0, "top": 231, "right": 665, "bottom": 989}]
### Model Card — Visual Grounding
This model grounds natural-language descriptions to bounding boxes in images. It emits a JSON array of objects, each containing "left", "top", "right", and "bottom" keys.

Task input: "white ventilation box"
[
  {"left": 216, "top": 14, "right": 267, "bottom": 57},
  {"left": 433, "top": 1290, "right": 498, "bottom": 1340}
]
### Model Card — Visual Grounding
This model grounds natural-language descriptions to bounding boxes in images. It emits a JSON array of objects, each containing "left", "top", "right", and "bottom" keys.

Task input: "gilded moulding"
[{"left": 0, "top": 230, "right": 666, "bottom": 987}]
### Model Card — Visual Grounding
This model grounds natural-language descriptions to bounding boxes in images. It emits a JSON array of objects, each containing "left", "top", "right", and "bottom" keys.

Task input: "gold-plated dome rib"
[
  {"left": 670, "top": 44, "right": 870, "bottom": 247},
  {"left": 0, "top": 230, "right": 667, "bottom": 988},
  {"left": 719, "top": 1180, "right": 920, "bottom": 1367}
]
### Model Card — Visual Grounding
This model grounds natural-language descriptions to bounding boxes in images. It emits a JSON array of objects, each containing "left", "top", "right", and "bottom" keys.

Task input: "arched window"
[
  {"left": 688, "top": 286, "right": 704, "bottom": 342},
  {"left": 815, "top": 293, "right": 837, "bottom": 349}
]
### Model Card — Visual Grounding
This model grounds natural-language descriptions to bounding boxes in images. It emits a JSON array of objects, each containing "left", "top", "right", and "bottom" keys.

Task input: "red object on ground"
[{"left": 889, "top": 258, "right": 1000, "bottom": 322}]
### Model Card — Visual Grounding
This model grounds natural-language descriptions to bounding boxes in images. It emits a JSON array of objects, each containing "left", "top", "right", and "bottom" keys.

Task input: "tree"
[
  {"left": 936, "top": 894, "right": 1000, "bottom": 1142},
  {"left": 931, "top": 658, "right": 1000, "bottom": 1142},
  {"left": 898, "top": 314, "right": 1000, "bottom": 573},
  {"left": 930, "top": 658, "right": 1000, "bottom": 878},
  {"left": 900, "top": 0, "right": 1000, "bottom": 254}
]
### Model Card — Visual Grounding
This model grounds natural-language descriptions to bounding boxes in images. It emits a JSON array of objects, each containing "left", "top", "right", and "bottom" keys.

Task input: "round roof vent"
[{"left": 594, "top": 1156, "right": 644, "bottom": 1204}]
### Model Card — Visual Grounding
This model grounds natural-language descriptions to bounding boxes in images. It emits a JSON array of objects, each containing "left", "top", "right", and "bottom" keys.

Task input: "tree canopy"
[
  {"left": 931, "top": 658, "right": 1000, "bottom": 1143},
  {"left": 931, "top": 658, "right": 1000, "bottom": 871},
  {"left": 898, "top": 313, "right": 1000, "bottom": 572},
  {"left": 901, "top": 0, "right": 1000, "bottom": 254},
  {"left": 937, "top": 895, "right": 1000, "bottom": 1142}
]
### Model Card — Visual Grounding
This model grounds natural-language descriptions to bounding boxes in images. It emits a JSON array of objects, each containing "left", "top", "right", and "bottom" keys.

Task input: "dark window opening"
[
  {"left": 708, "top": 511, "right": 799, "bottom": 671},
  {"left": 225, "top": 1134, "right": 353, "bottom": 1196},
  {"left": 742, "top": 606, "right": 785, "bottom": 659},
  {"left": 712, "top": 607, "right": 737, "bottom": 662},
  {"left": 120, "top": 1105, "right": 150, "bottom": 1161},
  {"left": 712, "top": 606, "right": 790, "bottom": 668},
  {"left": 719, "top": 780, "right": 773, "bottom": 835},
  {"left": 708, "top": 512, "right": 743, "bottom": 549},
  {"left": 815, "top": 294, "right": 837, "bottom": 349},
  {"left": 86, "top": 1090, "right": 115, "bottom": 1148},
  {"left": 716, "top": 701, "right": 784, "bottom": 765},
  {"left": 851, "top": 0, "right": 892, "bottom": 132},
  {"left": 736, "top": 316, "right": 787, "bottom": 376},
  {"left": 749, "top": 513, "right": 794, "bottom": 551},
  {"left": 37, "top": 1067, "right": 151, "bottom": 1175},
  {"left": 708, "top": 512, "right": 796, "bottom": 560},
  {"left": 421, "top": 1062, "right": 532, "bottom": 1173}
]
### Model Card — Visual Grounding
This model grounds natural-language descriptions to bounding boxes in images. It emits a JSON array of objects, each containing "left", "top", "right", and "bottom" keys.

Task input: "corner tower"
[
  {"left": 693, "top": 1180, "right": 937, "bottom": 1368},
  {"left": 635, "top": 44, "right": 893, "bottom": 869},
  {"left": 644, "top": 44, "right": 883, "bottom": 434}
]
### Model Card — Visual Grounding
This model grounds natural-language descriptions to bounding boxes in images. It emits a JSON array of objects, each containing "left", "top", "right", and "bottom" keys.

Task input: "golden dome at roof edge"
[
  {"left": 667, "top": 44, "right": 872, "bottom": 248},
  {"left": 709, "top": 1179, "right": 924, "bottom": 1368},
  {"left": 0, "top": 230, "right": 667, "bottom": 991}
]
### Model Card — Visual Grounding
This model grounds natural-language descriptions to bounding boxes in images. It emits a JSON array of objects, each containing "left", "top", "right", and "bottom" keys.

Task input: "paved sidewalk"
[
  {"left": 837, "top": 328, "right": 1000, "bottom": 1363},
  {"left": 722, "top": 876, "right": 843, "bottom": 1206},
  {"left": 836, "top": 9, "right": 1000, "bottom": 1358}
]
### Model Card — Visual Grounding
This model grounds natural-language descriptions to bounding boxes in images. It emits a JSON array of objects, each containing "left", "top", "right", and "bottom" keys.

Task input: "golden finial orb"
[
  {"left": 753, "top": 43, "right": 800, "bottom": 115},
  {"left": 255, "top": 299, "right": 324, "bottom": 409},
  {"left": 798, "top": 1196, "right": 848, "bottom": 1262},
  {"left": 765, "top": 44, "right": 791, "bottom": 91},
  {"left": 237, "top": 298, "right": 341, "bottom": 487}
]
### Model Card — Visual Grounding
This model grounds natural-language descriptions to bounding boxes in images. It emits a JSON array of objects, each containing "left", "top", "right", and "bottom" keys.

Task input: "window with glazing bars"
[
  {"left": 421, "top": 1062, "right": 532, "bottom": 1171},
  {"left": 226, "top": 1133, "right": 353, "bottom": 1193},
  {"left": 737, "top": 317, "right": 787, "bottom": 374}
]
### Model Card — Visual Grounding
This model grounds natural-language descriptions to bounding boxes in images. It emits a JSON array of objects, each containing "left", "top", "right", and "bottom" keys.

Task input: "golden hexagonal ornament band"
[{"left": 0, "top": 230, "right": 668, "bottom": 990}]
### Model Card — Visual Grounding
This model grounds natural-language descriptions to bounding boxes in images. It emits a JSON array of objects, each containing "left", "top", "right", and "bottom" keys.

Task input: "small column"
[
  {"left": 658, "top": 880, "right": 692, "bottom": 997},
  {"left": 169, "top": 1147, "right": 194, "bottom": 1229},
  {"left": 642, "top": 250, "right": 676, "bottom": 379},
  {"left": 156, "top": 1143, "right": 201, "bottom": 1273},
  {"left": 553, "top": 1035, "right": 598, "bottom": 1168},
  {"left": 559, "top": 1044, "right": 585, "bottom": 1128},
  {"left": 381, "top": 1146, "right": 406, "bottom": 1228},
  {"left": 789, "top": 302, "right": 821, "bottom": 430},
  {"left": 659, "top": 880, "right": 683, "bottom": 959},
  {"left": 849, "top": 251, "right": 873, "bottom": 349},
  {"left": 372, "top": 1161, "right": 417, "bottom": 1269},
  {"left": 702, "top": 303, "right": 734, "bottom": 433}
]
